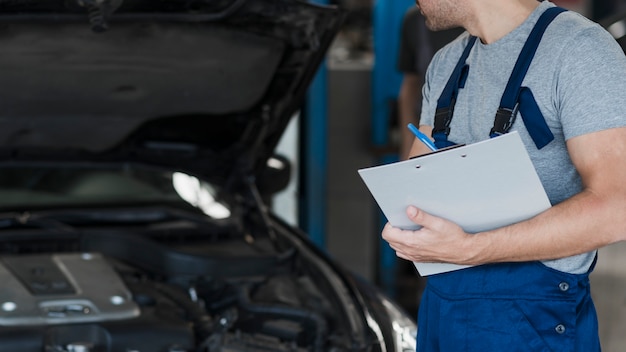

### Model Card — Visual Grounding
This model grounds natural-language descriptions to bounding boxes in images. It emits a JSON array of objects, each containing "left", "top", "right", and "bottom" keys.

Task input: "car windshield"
[{"left": 0, "top": 165, "right": 231, "bottom": 219}]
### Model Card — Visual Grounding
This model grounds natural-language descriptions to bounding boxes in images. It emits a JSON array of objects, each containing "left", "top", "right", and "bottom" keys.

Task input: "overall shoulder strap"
[
  {"left": 490, "top": 6, "right": 567, "bottom": 147},
  {"left": 432, "top": 36, "right": 477, "bottom": 148}
]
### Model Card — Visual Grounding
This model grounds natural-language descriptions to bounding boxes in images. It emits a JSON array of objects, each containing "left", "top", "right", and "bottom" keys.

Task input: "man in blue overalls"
[{"left": 381, "top": 0, "right": 626, "bottom": 351}]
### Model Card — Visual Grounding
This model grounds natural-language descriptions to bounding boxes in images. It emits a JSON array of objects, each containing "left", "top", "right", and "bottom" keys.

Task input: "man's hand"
[{"left": 382, "top": 205, "right": 482, "bottom": 265}]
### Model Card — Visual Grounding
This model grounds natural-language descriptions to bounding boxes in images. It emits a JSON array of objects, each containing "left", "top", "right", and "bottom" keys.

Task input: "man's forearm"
[{"left": 468, "top": 188, "right": 626, "bottom": 265}]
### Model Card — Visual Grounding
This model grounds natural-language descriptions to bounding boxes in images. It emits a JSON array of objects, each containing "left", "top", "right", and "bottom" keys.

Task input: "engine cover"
[{"left": 0, "top": 253, "right": 139, "bottom": 326}]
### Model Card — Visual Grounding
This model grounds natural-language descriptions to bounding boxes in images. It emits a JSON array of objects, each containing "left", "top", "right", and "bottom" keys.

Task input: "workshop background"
[{"left": 272, "top": 1, "right": 626, "bottom": 351}]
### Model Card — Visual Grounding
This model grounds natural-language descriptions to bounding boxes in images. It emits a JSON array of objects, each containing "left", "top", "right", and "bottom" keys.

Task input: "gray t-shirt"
[{"left": 420, "top": 1, "right": 626, "bottom": 274}]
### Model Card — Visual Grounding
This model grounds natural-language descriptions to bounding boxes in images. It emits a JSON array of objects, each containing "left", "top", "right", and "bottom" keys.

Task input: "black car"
[{"left": 0, "top": 0, "right": 417, "bottom": 351}]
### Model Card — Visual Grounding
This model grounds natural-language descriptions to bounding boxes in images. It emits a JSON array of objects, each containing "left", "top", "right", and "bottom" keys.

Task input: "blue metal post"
[
  {"left": 302, "top": 0, "right": 330, "bottom": 249},
  {"left": 372, "top": 0, "right": 415, "bottom": 297}
]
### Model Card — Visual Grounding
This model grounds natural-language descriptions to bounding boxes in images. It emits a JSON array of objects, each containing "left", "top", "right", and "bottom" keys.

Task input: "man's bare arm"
[{"left": 398, "top": 73, "right": 423, "bottom": 160}]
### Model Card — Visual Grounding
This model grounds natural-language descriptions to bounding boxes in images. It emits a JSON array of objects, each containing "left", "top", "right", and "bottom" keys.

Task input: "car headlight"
[
  {"left": 352, "top": 276, "right": 417, "bottom": 351},
  {"left": 382, "top": 297, "right": 417, "bottom": 352}
]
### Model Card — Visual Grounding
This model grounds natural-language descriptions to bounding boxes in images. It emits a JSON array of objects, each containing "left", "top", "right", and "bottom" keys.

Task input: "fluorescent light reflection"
[
  {"left": 172, "top": 172, "right": 231, "bottom": 219},
  {"left": 267, "top": 157, "right": 285, "bottom": 170}
]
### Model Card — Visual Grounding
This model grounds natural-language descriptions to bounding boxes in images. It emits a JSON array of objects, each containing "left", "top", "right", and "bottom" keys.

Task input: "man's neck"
[{"left": 465, "top": 0, "right": 541, "bottom": 44}]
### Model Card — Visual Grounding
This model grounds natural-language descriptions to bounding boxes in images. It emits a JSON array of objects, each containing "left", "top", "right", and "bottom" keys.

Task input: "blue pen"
[{"left": 407, "top": 123, "right": 438, "bottom": 151}]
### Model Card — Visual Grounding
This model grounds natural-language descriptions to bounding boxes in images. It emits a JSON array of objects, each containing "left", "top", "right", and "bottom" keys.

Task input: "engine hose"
[{"left": 236, "top": 285, "right": 328, "bottom": 352}]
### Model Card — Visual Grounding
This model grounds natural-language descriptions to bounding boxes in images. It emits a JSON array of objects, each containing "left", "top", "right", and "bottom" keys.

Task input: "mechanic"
[{"left": 381, "top": 0, "right": 626, "bottom": 351}]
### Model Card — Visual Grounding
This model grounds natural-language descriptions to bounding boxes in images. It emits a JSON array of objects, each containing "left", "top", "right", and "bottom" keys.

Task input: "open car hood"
[{"left": 0, "top": 0, "right": 344, "bottom": 186}]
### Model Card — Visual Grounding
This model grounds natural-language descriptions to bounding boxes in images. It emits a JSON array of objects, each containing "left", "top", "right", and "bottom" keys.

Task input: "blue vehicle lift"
[
  {"left": 371, "top": 0, "right": 414, "bottom": 297},
  {"left": 303, "top": 0, "right": 416, "bottom": 297},
  {"left": 302, "top": 0, "right": 331, "bottom": 250}
]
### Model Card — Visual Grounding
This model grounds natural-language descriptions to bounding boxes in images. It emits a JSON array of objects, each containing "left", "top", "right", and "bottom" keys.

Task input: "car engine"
[{"left": 0, "top": 233, "right": 344, "bottom": 352}]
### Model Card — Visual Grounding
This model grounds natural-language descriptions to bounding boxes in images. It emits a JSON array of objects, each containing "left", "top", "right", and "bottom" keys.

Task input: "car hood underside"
[{"left": 0, "top": 0, "right": 344, "bottom": 185}]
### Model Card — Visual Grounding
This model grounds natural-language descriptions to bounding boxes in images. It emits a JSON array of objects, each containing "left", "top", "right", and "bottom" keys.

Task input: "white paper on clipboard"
[{"left": 357, "top": 132, "right": 551, "bottom": 276}]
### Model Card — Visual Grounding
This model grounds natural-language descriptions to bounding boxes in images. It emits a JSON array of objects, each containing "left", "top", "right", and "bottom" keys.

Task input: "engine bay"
[{"left": 0, "top": 228, "right": 352, "bottom": 352}]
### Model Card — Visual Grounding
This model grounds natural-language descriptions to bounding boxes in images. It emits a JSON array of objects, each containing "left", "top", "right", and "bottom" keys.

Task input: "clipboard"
[{"left": 357, "top": 132, "right": 551, "bottom": 276}]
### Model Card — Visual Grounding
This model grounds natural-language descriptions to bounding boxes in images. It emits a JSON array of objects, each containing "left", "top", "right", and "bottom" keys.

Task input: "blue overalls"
[{"left": 417, "top": 7, "right": 601, "bottom": 352}]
